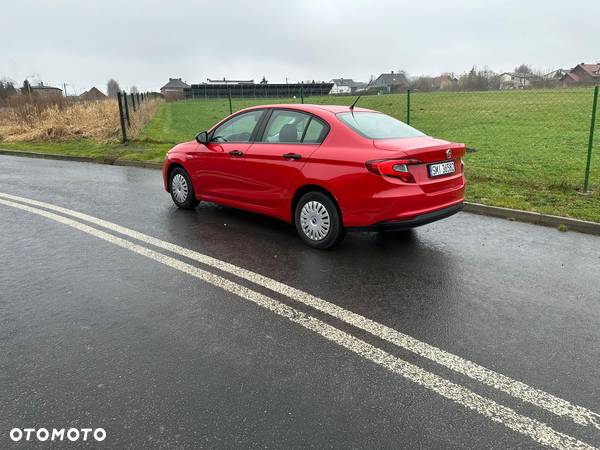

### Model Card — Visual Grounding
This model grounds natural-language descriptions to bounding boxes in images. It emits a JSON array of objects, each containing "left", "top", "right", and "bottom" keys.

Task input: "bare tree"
[
  {"left": 130, "top": 85, "right": 139, "bottom": 94},
  {"left": 107, "top": 79, "right": 120, "bottom": 97},
  {"left": 458, "top": 66, "right": 500, "bottom": 91},
  {"left": 514, "top": 64, "right": 533, "bottom": 76},
  {"left": 0, "top": 80, "right": 17, "bottom": 103},
  {"left": 411, "top": 76, "right": 434, "bottom": 92},
  {"left": 20, "top": 79, "right": 32, "bottom": 95}
]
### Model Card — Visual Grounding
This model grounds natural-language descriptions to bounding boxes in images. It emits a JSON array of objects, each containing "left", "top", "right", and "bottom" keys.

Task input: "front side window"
[
  {"left": 212, "top": 110, "right": 264, "bottom": 143},
  {"left": 337, "top": 112, "right": 425, "bottom": 139}
]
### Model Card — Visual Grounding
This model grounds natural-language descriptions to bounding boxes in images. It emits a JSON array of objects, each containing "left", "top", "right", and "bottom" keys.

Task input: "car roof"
[{"left": 238, "top": 103, "right": 374, "bottom": 115}]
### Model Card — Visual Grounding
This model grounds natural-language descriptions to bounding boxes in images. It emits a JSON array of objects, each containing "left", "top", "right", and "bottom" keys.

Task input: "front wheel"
[
  {"left": 169, "top": 167, "right": 199, "bottom": 209},
  {"left": 294, "top": 192, "right": 344, "bottom": 249}
]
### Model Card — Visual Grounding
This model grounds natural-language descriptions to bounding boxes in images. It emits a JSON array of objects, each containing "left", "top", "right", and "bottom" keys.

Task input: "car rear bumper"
[{"left": 347, "top": 202, "right": 463, "bottom": 232}]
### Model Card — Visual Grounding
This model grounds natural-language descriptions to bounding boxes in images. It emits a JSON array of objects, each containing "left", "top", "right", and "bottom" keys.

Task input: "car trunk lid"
[{"left": 372, "top": 137, "right": 465, "bottom": 193}]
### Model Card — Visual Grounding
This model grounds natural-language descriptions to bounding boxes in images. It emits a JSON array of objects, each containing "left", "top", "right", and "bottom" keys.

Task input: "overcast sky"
[{"left": 2, "top": 0, "right": 598, "bottom": 94}]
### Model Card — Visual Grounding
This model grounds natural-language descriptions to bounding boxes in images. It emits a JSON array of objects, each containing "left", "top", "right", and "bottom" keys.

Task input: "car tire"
[
  {"left": 294, "top": 192, "right": 344, "bottom": 249},
  {"left": 169, "top": 167, "right": 199, "bottom": 209}
]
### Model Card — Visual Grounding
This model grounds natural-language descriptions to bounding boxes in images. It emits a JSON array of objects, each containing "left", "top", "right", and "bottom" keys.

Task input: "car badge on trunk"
[{"left": 446, "top": 149, "right": 452, "bottom": 159}]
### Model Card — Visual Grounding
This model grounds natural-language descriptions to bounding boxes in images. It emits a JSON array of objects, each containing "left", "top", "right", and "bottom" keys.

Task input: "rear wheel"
[
  {"left": 294, "top": 192, "right": 344, "bottom": 249},
  {"left": 169, "top": 167, "right": 199, "bottom": 209}
]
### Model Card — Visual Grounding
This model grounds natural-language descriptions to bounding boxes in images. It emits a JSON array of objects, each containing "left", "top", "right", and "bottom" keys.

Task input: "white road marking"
[
  {"left": 0, "top": 196, "right": 596, "bottom": 450},
  {"left": 1, "top": 192, "right": 598, "bottom": 432}
]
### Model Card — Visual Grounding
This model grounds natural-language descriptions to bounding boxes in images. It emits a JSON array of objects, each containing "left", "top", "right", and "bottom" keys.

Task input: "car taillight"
[{"left": 365, "top": 159, "right": 420, "bottom": 183}]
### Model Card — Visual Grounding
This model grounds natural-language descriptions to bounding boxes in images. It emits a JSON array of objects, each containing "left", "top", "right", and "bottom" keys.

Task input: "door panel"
[
  {"left": 188, "top": 109, "right": 266, "bottom": 203},
  {"left": 244, "top": 143, "right": 320, "bottom": 209},
  {"left": 191, "top": 142, "right": 255, "bottom": 201},
  {"left": 243, "top": 109, "right": 326, "bottom": 209}
]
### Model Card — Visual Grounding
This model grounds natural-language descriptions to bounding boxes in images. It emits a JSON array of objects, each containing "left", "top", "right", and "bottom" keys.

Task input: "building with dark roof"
[
  {"left": 160, "top": 78, "right": 191, "bottom": 101},
  {"left": 184, "top": 81, "right": 333, "bottom": 99},
  {"left": 372, "top": 71, "right": 409, "bottom": 93},
  {"left": 79, "top": 87, "right": 107, "bottom": 101},
  {"left": 560, "top": 63, "right": 600, "bottom": 86},
  {"left": 30, "top": 82, "right": 62, "bottom": 97}
]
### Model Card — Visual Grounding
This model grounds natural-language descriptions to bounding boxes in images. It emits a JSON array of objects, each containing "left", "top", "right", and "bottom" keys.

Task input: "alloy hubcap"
[
  {"left": 300, "top": 201, "right": 330, "bottom": 241},
  {"left": 172, "top": 174, "right": 188, "bottom": 203}
]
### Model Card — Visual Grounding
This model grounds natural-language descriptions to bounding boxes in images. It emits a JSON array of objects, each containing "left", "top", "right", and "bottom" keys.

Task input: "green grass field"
[
  {"left": 3, "top": 89, "right": 598, "bottom": 222},
  {"left": 138, "top": 89, "right": 600, "bottom": 222}
]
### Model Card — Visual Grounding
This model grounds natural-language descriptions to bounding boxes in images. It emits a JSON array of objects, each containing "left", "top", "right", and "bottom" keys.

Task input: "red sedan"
[{"left": 163, "top": 104, "right": 465, "bottom": 249}]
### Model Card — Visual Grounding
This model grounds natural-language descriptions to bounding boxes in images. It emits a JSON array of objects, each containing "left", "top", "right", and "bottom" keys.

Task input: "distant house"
[
  {"left": 372, "top": 71, "right": 409, "bottom": 93},
  {"left": 560, "top": 63, "right": 600, "bottom": 86},
  {"left": 544, "top": 69, "right": 568, "bottom": 80},
  {"left": 79, "top": 87, "right": 107, "bottom": 101},
  {"left": 160, "top": 78, "right": 190, "bottom": 101},
  {"left": 431, "top": 74, "right": 458, "bottom": 90},
  {"left": 329, "top": 78, "right": 367, "bottom": 94},
  {"left": 30, "top": 82, "right": 62, "bottom": 98},
  {"left": 498, "top": 72, "right": 531, "bottom": 89}
]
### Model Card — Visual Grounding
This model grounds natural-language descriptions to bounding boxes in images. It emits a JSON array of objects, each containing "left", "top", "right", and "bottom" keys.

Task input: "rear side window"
[
  {"left": 263, "top": 110, "right": 310, "bottom": 143},
  {"left": 261, "top": 110, "right": 329, "bottom": 144},
  {"left": 302, "top": 118, "right": 327, "bottom": 144}
]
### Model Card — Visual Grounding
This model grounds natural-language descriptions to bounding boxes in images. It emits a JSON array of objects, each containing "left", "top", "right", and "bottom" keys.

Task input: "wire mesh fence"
[
  {"left": 116, "top": 91, "right": 158, "bottom": 143},
  {"left": 169, "top": 87, "right": 599, "bottom": 197}
]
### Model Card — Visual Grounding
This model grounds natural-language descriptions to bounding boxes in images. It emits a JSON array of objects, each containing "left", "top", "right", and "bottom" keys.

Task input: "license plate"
[{"left": 428, "top": 161, "right": 455, "bottom": 178}]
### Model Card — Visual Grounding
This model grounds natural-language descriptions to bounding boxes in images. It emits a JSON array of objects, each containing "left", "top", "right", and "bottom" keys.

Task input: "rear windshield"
[{"left": 337, "top": 112, "right": 425, "bottom": 139}]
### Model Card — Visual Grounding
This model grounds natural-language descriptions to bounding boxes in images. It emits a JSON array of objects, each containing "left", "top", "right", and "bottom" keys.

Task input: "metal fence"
[
  {"left": 116, "top": 91, "right": 154, "bottom": 143},
  {"left": 181, "top": 86, "right": 599, "bottom": 193},
  {"left": 184, "top": 83, "right": 333, "bottom": 100},
  {"left": 397, "top": 86, "right": 600, "bottom": 193}
]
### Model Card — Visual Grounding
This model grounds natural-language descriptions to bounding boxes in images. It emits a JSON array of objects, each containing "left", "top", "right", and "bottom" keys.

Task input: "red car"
[{"left": 163, "top": 104, "right": 465, "bottom": 249}]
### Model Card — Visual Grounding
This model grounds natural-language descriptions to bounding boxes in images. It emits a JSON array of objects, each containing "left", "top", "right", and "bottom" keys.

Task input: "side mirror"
[{"left": 195, "top": 131, "right": 209, "bottom": 145}]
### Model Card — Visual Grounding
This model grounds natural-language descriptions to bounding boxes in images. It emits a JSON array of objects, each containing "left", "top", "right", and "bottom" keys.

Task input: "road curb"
[
  {"left": 113, "top": 160, "right": 164, "bottom": 170},
  {"left": 2, "top": 148, "right": 599, "bottom": 236},
  {"left": 463, "top": 202, "right": 600, "bottom": 236},
  {"left": 0, "top": 149, "right": 163, "bottom": 170}
]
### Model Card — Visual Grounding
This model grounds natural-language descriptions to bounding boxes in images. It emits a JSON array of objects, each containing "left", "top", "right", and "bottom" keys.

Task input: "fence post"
[
  {"left": 583, "top": 85, "right": 599, "bottom": 193},
  {"left": 117, "top": 92, "right": 128, "bottom": 144},
  {"left": 300, "top": 84, "right": 304, "bottom": 104},
  {"left": 123, "top": 91, "right": 130, "bottom": 126},
  {"left": 228, "top": 87, "right": 233, "bottom": 115},
  {"left": 406, "top": 89, "right": 411, "bottom": 125},
  {"left": 130, "top": 93, "right": 136, "bottom": 112},
  {"left": 137, "top": 93, "right": 140, "bottom": 105}
]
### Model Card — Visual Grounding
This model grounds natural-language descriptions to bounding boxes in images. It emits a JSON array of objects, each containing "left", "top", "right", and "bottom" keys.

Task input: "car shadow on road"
[
  {"left": 164, "top": 202, "right": 463, "bottom": 333},
  {"left": 168, "top": 201, "right": 420, "bottom": 251}
]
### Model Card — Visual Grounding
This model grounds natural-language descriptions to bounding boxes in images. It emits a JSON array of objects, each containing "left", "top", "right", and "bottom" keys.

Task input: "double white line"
[{"left": 0, "top": 191, "right": 598, "bottom": 450}]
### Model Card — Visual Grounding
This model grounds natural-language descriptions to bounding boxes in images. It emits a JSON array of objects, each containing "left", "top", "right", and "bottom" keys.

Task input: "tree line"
[
  {"left": 407, "top": 64, "right": 563, "bottom": 92},
  {"left": 0, "top": 78, "right": 139, "bottom": 104}
]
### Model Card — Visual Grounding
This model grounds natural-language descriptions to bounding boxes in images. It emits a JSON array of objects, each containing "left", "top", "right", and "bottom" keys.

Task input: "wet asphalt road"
[{"left": 1, "top": 154, "right": 600, "bottom": 449}]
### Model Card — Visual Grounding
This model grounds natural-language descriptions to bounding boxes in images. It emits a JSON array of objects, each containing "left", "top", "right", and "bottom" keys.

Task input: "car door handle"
[
  {"left": 228, "top": 150, "right": 244, "bottom": 157},
  {"left": 282, "top": 153, "right": 302, "bottom": 160}
]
